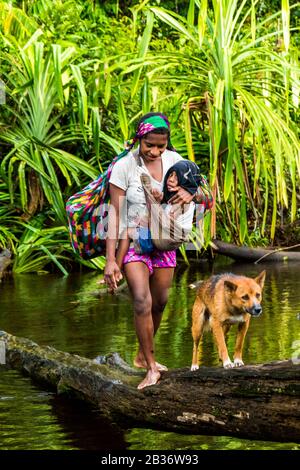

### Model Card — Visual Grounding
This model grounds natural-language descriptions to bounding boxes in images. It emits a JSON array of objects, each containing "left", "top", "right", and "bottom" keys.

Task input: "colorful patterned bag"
[
  {"left": 196, "top": 174, "right": 214, "bottom": 213},
  {"left": 66, "top": 150, "right": 127, "bottom": 259}
]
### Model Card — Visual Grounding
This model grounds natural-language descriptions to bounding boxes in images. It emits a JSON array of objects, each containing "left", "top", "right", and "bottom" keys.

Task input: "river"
[{"left": 0, "top": 258, "right": 299, "bottom": 450}]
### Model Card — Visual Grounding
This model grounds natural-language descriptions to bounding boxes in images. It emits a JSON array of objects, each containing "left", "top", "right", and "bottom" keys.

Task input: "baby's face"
[{"left": 166, "top": 171, "right": 178, "bottom": 190}]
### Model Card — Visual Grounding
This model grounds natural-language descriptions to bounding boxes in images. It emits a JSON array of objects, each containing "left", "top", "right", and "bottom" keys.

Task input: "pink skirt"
[{"left": 123, "top": 247, "right": 176, "bottom": 275}]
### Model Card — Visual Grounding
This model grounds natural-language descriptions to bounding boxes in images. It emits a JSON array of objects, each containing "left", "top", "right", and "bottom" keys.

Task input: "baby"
[{"left": 116, "top": 160, "right": 202, "bottom": 268}]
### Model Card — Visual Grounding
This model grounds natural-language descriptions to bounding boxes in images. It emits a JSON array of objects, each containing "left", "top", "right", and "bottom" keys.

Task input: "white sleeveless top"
[{"left": 109, "top": 148, "right": 194, "bottom": 235}]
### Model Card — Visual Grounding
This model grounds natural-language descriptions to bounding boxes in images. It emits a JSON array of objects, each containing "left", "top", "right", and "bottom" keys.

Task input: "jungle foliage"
[{"left": 0, "top": 0, "right": 299, "bottom": 274}]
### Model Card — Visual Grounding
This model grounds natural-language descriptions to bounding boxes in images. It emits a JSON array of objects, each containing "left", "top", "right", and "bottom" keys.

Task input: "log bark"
[
  {"left": 212, "top": 239, "right": 300, "bottom": 262},
  {"left": 1, "top": 330, "right": 300, "bottom": 443}
]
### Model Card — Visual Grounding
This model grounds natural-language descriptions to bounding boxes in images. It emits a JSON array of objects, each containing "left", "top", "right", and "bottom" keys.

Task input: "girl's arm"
[
  {"left": 116, "top": 232, "right": 130, "bottom": 269},
  {"left": 104, "top": 183, "right": 126, "bottom": 291}
]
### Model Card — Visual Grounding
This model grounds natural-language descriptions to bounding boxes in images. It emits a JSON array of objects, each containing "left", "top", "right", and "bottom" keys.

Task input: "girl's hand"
[{"left": 104, "top": 260, "right": 123, "bottom": 292}]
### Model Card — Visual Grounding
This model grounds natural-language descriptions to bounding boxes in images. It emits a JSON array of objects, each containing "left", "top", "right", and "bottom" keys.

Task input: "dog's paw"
[
  {"left": 223, "top": 359, "right": 234, "bottom": 369},
  {"left": 233, "top": 358, "right": 244, "bottom": 367},
  {"left": 190, "top": 364, "right": 199, "bottom": 371}
]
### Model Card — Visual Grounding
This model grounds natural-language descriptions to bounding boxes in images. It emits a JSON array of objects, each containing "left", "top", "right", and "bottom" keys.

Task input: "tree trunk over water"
[
  {"left": 212, "top": 239, "right": 300, "bottom": 262},
  {"left": 1, "top": 330, "right": 300, "bottom": 443}
]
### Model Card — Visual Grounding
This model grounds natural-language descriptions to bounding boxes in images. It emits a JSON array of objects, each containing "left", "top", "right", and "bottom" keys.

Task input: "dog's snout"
[{"left": 251, "top": 305, "right": 262, "bottom": 316}]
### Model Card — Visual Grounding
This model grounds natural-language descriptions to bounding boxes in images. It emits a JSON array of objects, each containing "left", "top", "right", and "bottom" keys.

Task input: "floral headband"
[{"left": 125, "top": 115, "right": 172, "bottom": 149}]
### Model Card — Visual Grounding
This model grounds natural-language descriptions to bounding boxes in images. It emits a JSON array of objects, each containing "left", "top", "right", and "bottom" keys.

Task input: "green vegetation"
[{"left": 0, "top": 0, "right": 299, "bottom": 273}]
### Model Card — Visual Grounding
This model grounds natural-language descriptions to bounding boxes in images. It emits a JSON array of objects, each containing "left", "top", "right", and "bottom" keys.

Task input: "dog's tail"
[
  {"left": 189, "top": 280, "right": 205, "bottom": 290},
  {"left": 203, "top": 309, "right": 211, "bottom": 332}
]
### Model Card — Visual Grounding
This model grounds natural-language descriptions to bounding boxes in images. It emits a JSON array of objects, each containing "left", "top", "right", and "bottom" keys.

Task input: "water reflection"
[
  {"left": 0, "top": 258, "right": 300, "bottom": 449},
  {"left": 0, "top": 367, "right": 127, "bottom": 450},
  {"left": 126, "top": 428, "right": 300, "bottom": 450}
]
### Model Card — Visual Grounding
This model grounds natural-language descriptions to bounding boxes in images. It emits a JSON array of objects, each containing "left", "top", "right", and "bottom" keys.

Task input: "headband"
[{"left": 125, "top": 114, "right": 172, "bottom": 150}]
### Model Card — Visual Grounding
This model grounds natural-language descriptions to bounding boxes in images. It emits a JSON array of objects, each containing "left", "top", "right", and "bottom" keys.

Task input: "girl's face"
[
  {"left": 166, "top": 171, "right": 178, "bottom": 191},
  {"left": 140, "top": 133, "right": 168, "bottom": 162}
]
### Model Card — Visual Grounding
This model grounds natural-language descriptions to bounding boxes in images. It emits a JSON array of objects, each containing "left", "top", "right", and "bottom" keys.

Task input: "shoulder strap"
[{"left": 132, "top": 148, "right": 143, "bottom": 167}]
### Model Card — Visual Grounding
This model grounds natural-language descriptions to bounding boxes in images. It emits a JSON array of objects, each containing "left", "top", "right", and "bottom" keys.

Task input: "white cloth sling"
[{"left": 139, "top": 172, "right": 190, "bottom": 251}]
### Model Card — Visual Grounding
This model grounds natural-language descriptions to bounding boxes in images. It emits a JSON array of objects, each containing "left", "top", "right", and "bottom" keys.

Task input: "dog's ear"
[
  {"left": 254, "top": 270, "right": 266, "bottom": 289},
  {"left": 224, "top": 280, "right": 237, "bottom": 293}
]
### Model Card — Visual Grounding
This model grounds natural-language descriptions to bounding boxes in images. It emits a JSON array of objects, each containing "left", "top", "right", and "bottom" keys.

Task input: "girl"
[{"left": 104, "top": 112, "right": 206, "bottom": 389}]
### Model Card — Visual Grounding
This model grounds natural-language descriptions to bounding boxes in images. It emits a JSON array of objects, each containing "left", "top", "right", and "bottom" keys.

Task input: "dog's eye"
[
  {"left": 256, "top": 293, "right": 261, "bottom": 299},
  {"left": 242, "top": 294, "right": 249, "bottom": 301}
]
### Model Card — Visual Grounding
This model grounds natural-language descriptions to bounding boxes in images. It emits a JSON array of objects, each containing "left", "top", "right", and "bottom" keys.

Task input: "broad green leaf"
[
  {"left": 251, "top": 0, "right": 256, "bottom": 43},
  {"left": 22, "top": 29, "right": 43, "bottom": 51},
  {"left": 142, "top": 76, "right": 151, "bottom": 116},
  {"left": 116, "top": 86, "right": 128, "bottom": 141},
  {"left": 197, "top": 0, "right": 207, "bottom": 47},
  {"left": 187, "top": 0, "right": 195, "bottom": 30},
  {"left": 184, "top": 101, "right": 195, "bottom": 162},
  {"left": 40, "top": 245, "right": 68, "bottom": 276},
  {"left": 71, "top": 64, "right": 88, "bottom": 126},
  {"left": 52, "top": 44, "right": 64, "bottom": 106},
  {"left": 18, "top": 161, "right": 27, "bottom": 211},
  {"left": 214, "top": 79, "right": 224, "bottom": 110},
  {"left": 282, "top": 0, "right": 290, "bottom": 52},
  {"left": 131, "top": 10, "right": 154, "bottom": 98},
  {"left": 91, "top": 107, "right": 101, "bottom": 169},
  {"left": 104, "top": 63, "right": 111, "bottom": 107},
  {"left": 223, "top": 48, "right": 235, "bottom": 201}
]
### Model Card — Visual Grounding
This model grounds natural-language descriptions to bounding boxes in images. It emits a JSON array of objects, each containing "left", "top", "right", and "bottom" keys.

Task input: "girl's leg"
[
  {"left": 135, "top": 267, "right": 175, "bottom": 371},
  {"left": 150, "top": 267, "right": 175, "bottom": 333},
  {"left": 124, "top": 261, "right": 160, "bottom": 389}
]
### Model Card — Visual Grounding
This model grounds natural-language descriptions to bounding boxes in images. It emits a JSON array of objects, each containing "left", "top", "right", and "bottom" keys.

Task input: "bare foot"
[
  {"left": 137, "top": 370, "right": 161, "bottom": 390},
  {"left": 134, "top": 358, "right": 168, "bottom": 371}
]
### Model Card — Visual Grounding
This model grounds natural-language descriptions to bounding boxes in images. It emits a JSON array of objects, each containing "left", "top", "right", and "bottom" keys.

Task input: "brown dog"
[{"left": 191, "top": 271, "right": 266, "bottom": 370}]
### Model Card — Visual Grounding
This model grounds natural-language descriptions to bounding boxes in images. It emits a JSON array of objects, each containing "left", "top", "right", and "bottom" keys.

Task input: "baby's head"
[{"left": 163, "top": 160, "right": 201, "bottom": 203}]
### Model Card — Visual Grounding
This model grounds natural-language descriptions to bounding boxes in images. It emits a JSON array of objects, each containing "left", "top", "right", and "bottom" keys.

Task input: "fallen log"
[
  {"left": 1, "top": 330, "right": 300, "bottom": 443},
  {"left": 212, "top": 239, "right": 300, "bottom": 263}
]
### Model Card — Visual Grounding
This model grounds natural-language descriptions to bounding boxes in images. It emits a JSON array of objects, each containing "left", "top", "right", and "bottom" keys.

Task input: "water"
[{"left": 0, "top": 258, "right": 300, "bottom": 450}]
